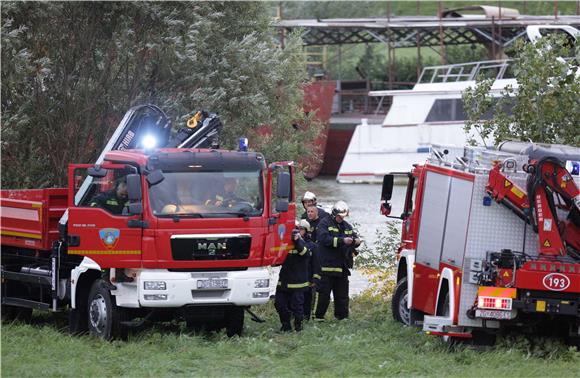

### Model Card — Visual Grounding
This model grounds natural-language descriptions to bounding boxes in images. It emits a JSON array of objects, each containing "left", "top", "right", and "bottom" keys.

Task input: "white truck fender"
[
  {"left": 435, "top": 267, "right": 456, "bottom": 322},
  {"left": 70, "top": 257, "right": 101, "bottom": 309},
  {"left": 398, "top": 249, "right": 415, "bottom": 309}
]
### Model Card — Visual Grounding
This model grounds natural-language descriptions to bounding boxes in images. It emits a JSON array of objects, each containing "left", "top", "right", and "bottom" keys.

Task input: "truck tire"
[
  {"left": 225, "top": 306, "right": 244, "bottom": 337},
  {"left": 392, "top": 277, "right": 411, "bottom": 325},
  {"left": 87, "top": 279, "right": 127, "bottom": 341}
]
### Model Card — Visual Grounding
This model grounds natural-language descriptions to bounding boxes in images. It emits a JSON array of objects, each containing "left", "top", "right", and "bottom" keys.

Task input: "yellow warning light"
[
  {"left": 187, "top": 111, "right": 203, "bottom": 129},
  {"left": 536, "top": 300, "right": 546, "bottom": 312}
]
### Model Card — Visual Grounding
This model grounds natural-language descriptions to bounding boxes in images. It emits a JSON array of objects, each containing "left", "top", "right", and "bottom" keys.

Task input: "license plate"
[
  {"left": 197, "top": 279, "right": 228, "bottom": 289},
  {"left": 475, "top": 309, "right": 512, "bottom": 320}
]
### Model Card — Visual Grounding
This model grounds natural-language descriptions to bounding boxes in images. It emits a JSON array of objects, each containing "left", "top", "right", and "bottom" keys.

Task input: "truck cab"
[{"left": 2, "top": 147, "right": 295, "bottom": 339}]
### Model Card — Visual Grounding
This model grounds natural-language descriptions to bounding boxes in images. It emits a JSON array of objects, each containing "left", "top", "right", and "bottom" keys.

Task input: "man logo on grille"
[{"left": 197, "top": 242, "right": 227, "bottom": 256}]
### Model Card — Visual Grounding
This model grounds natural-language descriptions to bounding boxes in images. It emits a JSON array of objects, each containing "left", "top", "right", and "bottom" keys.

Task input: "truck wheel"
[
  {"left": 392, "top": 277, "right": 411, "bottom": 325},
  {"left": 225, "top": 306, "right": 244, "bottom": 337},
  {"left": 87, "top": 279, "right": 126, "bottom": 341}
]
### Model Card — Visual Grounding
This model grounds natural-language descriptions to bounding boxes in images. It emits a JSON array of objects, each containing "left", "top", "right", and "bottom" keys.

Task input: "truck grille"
[{"left": 170, "top": 235, "right": 251, "bottom": 261}]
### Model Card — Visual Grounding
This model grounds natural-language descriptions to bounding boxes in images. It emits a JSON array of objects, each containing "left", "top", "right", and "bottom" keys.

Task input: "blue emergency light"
[{"left": 239, "top": 137, "right": 248, "bottom": 152}]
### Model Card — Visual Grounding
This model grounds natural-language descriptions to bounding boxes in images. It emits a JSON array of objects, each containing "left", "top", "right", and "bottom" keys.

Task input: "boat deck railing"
[{"left": 417, "top": 59, "right": 514, "bottom": 84}]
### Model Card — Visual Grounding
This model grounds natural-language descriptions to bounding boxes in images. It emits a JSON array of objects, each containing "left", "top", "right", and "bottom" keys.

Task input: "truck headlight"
[
  {"left": 254, "top": 279, "right": 269, "bottom": 288},
  {"left": 252, "top": 292, "right": 269, "bottom": 298},
  {"left": 144, "top": 281, "right": 166, "bottom": 290}
]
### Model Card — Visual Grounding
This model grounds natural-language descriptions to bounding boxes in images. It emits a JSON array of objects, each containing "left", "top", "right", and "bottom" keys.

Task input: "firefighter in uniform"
[
  {"left": 303, "top": 205, "right": 323, "bottom": 320},
  {"left": 90, "top": 178, "right": 129, "bottom": 215},
  {"left": 313, "top": 201, "right": 361, "bottom": 321},
  {"left": 206, "top": 177, "right": 245, "bottom": 208},
  {"left": 300, "top": 191, "right": 328, "bottom": 220},
  {"left": 275, "top": 220, "right": 315, "bottom": 332}
]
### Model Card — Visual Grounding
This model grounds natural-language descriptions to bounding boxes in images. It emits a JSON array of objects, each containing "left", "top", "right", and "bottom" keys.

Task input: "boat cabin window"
[
  {"left": 425, "top": 98, "right": 513, "bottom": 123},
  {"left": 425, "top": 99, "right": 467, "bottom": 123}
]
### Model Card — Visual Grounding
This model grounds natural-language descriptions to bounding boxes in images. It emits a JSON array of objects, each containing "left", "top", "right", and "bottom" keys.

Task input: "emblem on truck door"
[{"left": 99, "top": 228, "right": 120, "bottom": 249}]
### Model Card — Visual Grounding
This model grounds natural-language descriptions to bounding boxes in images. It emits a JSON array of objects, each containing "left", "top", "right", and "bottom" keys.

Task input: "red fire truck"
[
  {"left": 1, "top": 105, "right": 296, "bottom": 339},
  {"left": 381, "top": 142, "right": 580, "bottom": 345}
]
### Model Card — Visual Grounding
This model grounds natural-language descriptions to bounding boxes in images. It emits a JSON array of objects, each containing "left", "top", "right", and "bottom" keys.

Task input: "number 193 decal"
[{"left": 542, "top": 273, "right": 570, "bottom": 291}]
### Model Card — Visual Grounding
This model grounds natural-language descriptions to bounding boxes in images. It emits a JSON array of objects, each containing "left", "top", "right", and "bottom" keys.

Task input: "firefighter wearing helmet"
[
  {"left": 274, "top": 219, "right": 316, "bottom": 332},
  {"left": 300, "top": 191, "right": 329, "bottom": 220},
  {"left": 313, "top": 200, "right": 361, "bottom": 321}
]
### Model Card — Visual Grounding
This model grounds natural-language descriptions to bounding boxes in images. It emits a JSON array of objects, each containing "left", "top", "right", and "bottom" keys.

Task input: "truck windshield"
[{"left": 149, "top": 170, "right": 263, "bottom": 217}]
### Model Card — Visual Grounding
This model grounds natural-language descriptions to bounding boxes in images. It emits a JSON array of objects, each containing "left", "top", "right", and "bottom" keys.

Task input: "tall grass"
[{"left": 2, "top": 294, "right": 579, "bottom": 377}]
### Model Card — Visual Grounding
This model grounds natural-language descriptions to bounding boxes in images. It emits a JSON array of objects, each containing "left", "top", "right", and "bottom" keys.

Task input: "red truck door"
[
  {"left": 263, "top": 162, "right": 296, "bottom": 266},
  {"left": 66, "top": 164, "right": 143, "bottom": 268}
]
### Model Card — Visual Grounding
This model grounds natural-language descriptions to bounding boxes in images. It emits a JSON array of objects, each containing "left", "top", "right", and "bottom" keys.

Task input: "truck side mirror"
[
  {"left": 381, "top": 174, "right": 394, "bottom": 201},
  {"left": 146, "top": 169, "right": 165, "bottom": 186},
  {"left": 88, "top": 166, "right": 107, "bottom": 178},
  {"left": 126, "top": 174, "right": 142, "bottom": 201},
  {"left": 128, "top": 202, "right": 143, "bottom": 215},
  {"left": 276, "top": 172, "right": 291, "bottom": 199},
  {"left": 275, "top": 199, "right": 289, "bottom": 213}
]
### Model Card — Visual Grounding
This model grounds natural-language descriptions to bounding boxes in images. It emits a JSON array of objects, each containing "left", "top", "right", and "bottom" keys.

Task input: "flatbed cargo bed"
[{"left": 1, "top": 188, "right": 67, "bottom": 251}]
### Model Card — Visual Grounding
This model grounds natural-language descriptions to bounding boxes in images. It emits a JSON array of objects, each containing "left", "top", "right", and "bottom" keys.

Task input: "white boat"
[{"left": 336, "top": 25, "right": 579, "bottom": 184}]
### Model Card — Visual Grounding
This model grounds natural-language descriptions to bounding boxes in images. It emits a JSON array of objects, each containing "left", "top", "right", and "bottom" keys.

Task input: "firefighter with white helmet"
[
  {"left": 300, "top": 191, "right": 328, "bottom": 220},
  {"left": 274, "top": 219, "right": 316, "bottom": 332},
  {"left": 313, "top": 200, "right": 361, "bottom": 321}
]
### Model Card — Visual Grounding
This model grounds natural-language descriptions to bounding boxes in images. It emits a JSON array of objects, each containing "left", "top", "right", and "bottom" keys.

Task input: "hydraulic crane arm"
[
  {"left": 487, "top": 156, "right": 580, "bottom": 257},
  {"left": 60, "top": 105, "right": 223, "bottom": 226}
]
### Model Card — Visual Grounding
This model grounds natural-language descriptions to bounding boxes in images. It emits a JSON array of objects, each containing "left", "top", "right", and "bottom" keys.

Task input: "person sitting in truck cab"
[
  {"left": 206, "top": 177, "right": 245, "bottom": 208},
  {"left": 90, "top": 178, "right": 129, "bottom": 215}
]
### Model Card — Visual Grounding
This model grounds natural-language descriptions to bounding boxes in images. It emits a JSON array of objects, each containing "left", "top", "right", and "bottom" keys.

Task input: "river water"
[{"left": 289, "top": 176, "right": 407, "bottom": 295}]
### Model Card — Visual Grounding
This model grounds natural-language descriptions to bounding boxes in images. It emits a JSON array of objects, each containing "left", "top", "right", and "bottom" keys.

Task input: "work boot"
[
  {"left": 294, "top": 318, "right": 303, "bottom": 332},
  {"left": 280, "top": 322, "right": 292, "bottom": 332}
]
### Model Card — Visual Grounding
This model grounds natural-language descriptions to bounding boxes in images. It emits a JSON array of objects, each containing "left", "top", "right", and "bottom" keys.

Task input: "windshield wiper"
[{"left": 156, "top": 213, "right": 204, "bottom": 220}]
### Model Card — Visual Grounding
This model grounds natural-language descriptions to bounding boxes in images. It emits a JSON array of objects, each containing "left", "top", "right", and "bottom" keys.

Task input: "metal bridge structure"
[{"left": 274, "top": 14, "right": 580, "bottom": 51}]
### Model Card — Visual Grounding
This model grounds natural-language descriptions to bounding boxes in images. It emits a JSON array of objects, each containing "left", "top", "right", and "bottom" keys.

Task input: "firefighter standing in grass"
[
  {"left": 303, "top": 205, "right": 323, "bottom": 320},
  {"left": 275, "top": 220, "right": 315, "bottom": 332},
  {"left": 313, "top": 201, "right": 361, "bottom": 321}
]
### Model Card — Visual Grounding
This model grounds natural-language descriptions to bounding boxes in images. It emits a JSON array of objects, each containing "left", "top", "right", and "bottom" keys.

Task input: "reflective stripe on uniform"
[
  {"left": 287, "top": 249, "right": 298, "bottom": 255},
  {"left": 298, "top": 247, "right": 308, "bottom": 256},
  {"left": 105, "top": 199, "right": 119, "bottom": 205},
  {"left": 313, "top": 274, "right": 321, "bottom": 280},
  {"left": 287, "top": 282, "right": 310, "bottom": 289},
  {"left": 321, "top": 266, "right": 342, "bottom": 273},
  {"left": 344, "top": 230, "right": 353, "bottom": 235},
  {"left": 333, "top": 237, "right": 338, "bottom": 248},
  {"left": 313, "top": 291, "right": 320, "bottom": 314},
  {"left": 328, "top": 226, "right": 339, "bottom": 232}
]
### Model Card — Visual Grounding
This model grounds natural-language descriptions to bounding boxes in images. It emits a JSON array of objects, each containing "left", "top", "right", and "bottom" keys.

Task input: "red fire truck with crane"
[
  {"left": 381, "top": 142, "right": 580, "bottom": 345},
  {"left": 1, "top": 105, "right": 297, "bottom": 339}
]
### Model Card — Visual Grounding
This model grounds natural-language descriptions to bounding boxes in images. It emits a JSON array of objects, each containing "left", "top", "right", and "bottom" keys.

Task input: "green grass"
[{"left": 2, "top": 296, "right": 579, "bottom": 377}]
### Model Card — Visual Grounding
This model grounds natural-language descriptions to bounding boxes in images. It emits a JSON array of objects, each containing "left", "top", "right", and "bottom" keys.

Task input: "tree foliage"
[
  {"left": 462, "top": 36, "right": 580, "bottom": 147},
  {"left": 2, "top": 2, "right": 319, "bottom": 188}
]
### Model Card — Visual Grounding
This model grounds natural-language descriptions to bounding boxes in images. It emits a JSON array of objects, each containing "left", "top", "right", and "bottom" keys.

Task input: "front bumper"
[{"left": 129, "top": 267, "right": 271, "bottom": 308}]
